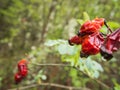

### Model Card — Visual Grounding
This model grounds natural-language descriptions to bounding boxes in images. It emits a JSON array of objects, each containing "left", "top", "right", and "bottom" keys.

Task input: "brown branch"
[
  {"left": 32, "top": 63, "right": 70, "bottom": 67},
  {"left": 32, "top": 63, "right": 113, "bottom": 90},
  {"left": 95, "top": 79, "right": 113, "bottom": 90},
  {"left": 41, "top": 0, "right": 57, "bottom": 43},
  {"left": 8, "top": 83, "right": 91, "bottom": 90},
  {"left": 10, "top": 63, "right": 112, "bottom": 90},
  {"left": 73, "top": 67, "right": 113, "bottom": 90}
]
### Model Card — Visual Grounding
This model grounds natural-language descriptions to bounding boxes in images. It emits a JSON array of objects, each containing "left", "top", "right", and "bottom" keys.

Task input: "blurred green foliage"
[
  {"left": 0, "top": 0, "right": 120, "bottom": 90},
  {"left": 45, "top": 39, "right": 104, "bottom": 79}
]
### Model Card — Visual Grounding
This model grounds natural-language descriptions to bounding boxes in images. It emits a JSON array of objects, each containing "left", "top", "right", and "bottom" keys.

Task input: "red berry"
[
  {"left": 93, "top": 18, "right": 105, "bottom": 26},
  {"left": 18, "top": 59, "right": 28, "bottom": 77},
  {"left": 14, "top": 59, "right": 28, "bottom": 84},
  {"left": 79, "top": 18, "right": 104, "bottom": 37},
  {"left": 81, "top": 33, "right": 104, "bottom": 57},
  {"left": 18, "top": 63, "right": 28, "bottom": 77},
  {"left": 14, "top": 72, "right": 22, "bottom": 84},
  {"left": 68, "top": 35, "right": 82, "bottom": 45}
]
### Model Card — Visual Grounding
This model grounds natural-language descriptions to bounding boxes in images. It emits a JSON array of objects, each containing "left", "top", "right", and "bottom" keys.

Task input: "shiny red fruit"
[
  {"left": 81, "top": 33, "right": 104, "bottom": 57},
  {"left": 79, "top": 18, "right": 104, "bottom": 37},
  {"left": 18, "top": 59, "right": 28, "bottom": 77},
  {"left": 14, "top": 72, "right": 22, "bottom": 84},
  {"left": 68, "top": 35, "right": 82, "bottom": 45},
  {"left": 18, "top": 63, "right": 28, "bottom": 77},
  {"left": 93, "top": 18, "right": 105, "bottom": 26}
]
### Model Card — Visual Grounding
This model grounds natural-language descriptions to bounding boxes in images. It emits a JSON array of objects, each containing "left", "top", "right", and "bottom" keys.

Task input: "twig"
[
  {"left": 95, "top": 79, "right": 113, "bottom": 90},
  {"left": 32, "top": 63, "right": 70, "bottom": 67},
  {"left": 41, "top": 0, "right": 57, "bottom": 43},
  {"left": 32, "top": 63, "right": 113, "bottom": 90},
  {"left": 74, "top": 67, "right": 113, "bottom": 90},
  {"left": 104, "top": 20, "right": 113, "bottom": 33},
  {"left": 8, "top": 83, "right": 91, "bottom": 90},
  {"left": 9, "top": 63, "right": 112, "bottom": 90}
]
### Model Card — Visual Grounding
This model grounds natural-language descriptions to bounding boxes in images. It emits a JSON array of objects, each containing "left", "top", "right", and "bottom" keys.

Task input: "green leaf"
[
  {"left": 44, "top": 39, "right": 66, "bottom": 46},
  {"left": 107, "top": 21, "right": 120, "bottom": 29},
  {"left": 77, "top": 19, "right": 84, "bottom": 25},
  {"left": 93, "top": 71, "right": 100, "bottom": 78},
  {"left": 70, "top": 69, "right": 77, "bottom": 77},
  {"left": 83, "top": 12, "right": 90, "bottom": 21},
  {"left": 113, "top": 80, "right": 120, "bottom": 90},
  {"left": 57, "top": 44, "right": 77, "bottom": 55},
  {"left": 100, "top": 26, "right": 108, "bottom": 34},
  {"left": 78, "top": 57, "right": 103, "bottom": 78},
  {"left": 77, "top": 12, "right": 90, "bottom": 25}
]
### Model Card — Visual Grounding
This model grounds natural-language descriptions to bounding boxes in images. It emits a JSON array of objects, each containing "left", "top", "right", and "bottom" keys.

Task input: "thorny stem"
[{"left": 104, "top": 20, "right": 113, "bottom": 33}]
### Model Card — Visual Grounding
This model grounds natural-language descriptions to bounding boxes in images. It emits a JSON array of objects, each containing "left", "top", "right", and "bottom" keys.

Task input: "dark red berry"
[
  {"left": 14, "top": 72, "right": 22, "bottom": 84},
  {"left": 100, "top": 28, "right": 120, "bottom": 60}
]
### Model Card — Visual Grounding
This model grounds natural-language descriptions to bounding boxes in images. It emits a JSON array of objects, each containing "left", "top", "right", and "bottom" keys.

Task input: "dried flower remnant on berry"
[{"left": 100, "top": 28, "right": 120, "bottom": 60}]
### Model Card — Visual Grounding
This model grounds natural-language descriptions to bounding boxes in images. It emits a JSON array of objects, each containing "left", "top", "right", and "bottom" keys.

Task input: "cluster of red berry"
[
  {"left": 14, "top": 59, "right": 28, "bottom": 84},
  {"left": 68, "top": 18, "right": 120, "bottom": 60}
]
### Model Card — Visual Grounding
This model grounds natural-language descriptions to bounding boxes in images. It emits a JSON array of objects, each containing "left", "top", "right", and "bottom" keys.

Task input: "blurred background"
[{"left": 0, "top": 0, "right": 120, "bottom": 90}]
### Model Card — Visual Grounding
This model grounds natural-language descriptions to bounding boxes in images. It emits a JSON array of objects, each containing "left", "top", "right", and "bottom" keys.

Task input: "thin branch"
[
  {"left": 104, "top": 20, "right": 113, "bottom": 33},
  {"left": 95, "top": 79, "right": 113, "bottom": 90},
  {"left": 32, "top": 63, "right": 70, "bottom": 67},
  {"left": 41, "top": 0, "right": 57, "bottom": 43},
  {"left": 10, "top": 63, "right": 112, "bottom": 90},
  {"left": 8, "top": 83, "right": 91, "bottom": 90},
  {"left": 32, "top": 63, "right": 113, "bottom": 90},
  {"left": 73, "top": 67, "right": 113, "bottom": 90}
]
